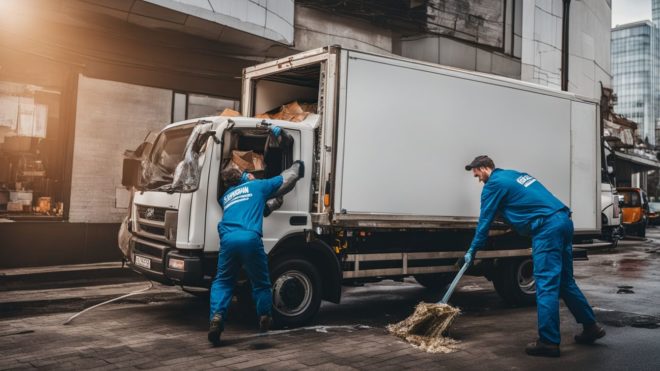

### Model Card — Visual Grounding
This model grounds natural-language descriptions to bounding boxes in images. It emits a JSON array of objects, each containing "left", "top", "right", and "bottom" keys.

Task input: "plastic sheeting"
[{"left": 170, "top": 121, "right": 215, "bottom": 192}]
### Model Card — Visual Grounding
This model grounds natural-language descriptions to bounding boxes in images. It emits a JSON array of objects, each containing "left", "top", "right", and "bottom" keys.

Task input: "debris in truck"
[
  {"left": 255, "top": 101, "right": 317, "bottom": 122},
  {"left": 228, "top": 150, "right": 265, "bottom": 172},
  {"left": 387, "top": 302, "right": 460, "bottom": 353},
  {"left": 219, "top": 108, "right": 241, "bottom": 117}
]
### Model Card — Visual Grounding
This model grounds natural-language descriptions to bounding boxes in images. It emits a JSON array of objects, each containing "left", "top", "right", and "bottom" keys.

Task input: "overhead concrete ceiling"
[{"left": 62, "top": 0, "right": 297, "bottom": 59}]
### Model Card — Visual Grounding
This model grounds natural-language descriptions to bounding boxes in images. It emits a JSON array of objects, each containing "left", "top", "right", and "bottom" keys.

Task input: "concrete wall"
[
  {"left": 568, "top": 0, "right": 612, "bottom": 98},
  {"left": 521, "top": 0, "right": 563, "bottom": 89},
  {"left": 400, "top": 35, "right": 522, "bottom": 78},
  {"left": 69, "top": 75, "right": 172, "bottom": 223},
  {"left": 521, "top": 0, "right": 612, "bottom": 99},
  {"left": 293, "top": 6, "right": 393, "bottom": 54}
]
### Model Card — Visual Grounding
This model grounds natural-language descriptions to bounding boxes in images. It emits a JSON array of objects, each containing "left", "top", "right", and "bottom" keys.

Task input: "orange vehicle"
[{"left": 616, "top": 187, "right": 649, "bottom": 237}]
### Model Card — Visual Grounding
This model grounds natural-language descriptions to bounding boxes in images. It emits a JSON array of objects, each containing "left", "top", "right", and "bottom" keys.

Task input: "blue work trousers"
[
  {"left": 209, "top": 231, "right": 272, "bottom": 321},
  {"left": 532, "top": 211, "right": 596, "bottom": 344}
]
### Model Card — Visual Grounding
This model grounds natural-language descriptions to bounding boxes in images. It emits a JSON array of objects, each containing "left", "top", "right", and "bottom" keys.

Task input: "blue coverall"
[
  {"left": 209, "top": 175, "right": 283, "bottom": 321},
  {"left": 467, "top": 168, "right": 596, "bottom": 344}
]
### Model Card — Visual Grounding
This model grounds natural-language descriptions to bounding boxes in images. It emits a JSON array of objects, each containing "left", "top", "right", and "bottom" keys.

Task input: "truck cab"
[{"left": 120, "top": 115, "right": 326, "bottom": 323}]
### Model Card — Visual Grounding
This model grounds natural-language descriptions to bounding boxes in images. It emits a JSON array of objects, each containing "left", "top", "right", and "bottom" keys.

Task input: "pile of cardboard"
[
  {"left": 256, "top": 101, "right": 317, "bottom": 122},
  {"left": 226, "top": 150, "right": 265, "bottom": 173}
]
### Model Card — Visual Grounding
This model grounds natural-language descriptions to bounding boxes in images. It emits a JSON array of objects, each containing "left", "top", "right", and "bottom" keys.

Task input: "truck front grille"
[
  {"left": 135, "top": 204, "right": 175, "bottom": 242},
  {"left": 136, "top": 205, "right": 167, "bottom": 222},
  {"left": 140, "top": 224, "right": 165, "bottom": 236}
]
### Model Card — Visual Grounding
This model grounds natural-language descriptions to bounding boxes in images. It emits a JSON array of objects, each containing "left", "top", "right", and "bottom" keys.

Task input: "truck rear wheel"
[
  {"left": 414, "top": 273, "right": 453, "bottom": 291},
  {"left": 271, "top": 257, "right": 322, "bottom": 328},
  {"left": 492, "top": 258, "right": 536, "bottom": 306}
]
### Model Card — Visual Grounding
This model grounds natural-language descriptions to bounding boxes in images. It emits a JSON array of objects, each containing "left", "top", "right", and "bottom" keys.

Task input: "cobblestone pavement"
[{"left": 2, "top": 232, "right": 660, "bottom": 370}]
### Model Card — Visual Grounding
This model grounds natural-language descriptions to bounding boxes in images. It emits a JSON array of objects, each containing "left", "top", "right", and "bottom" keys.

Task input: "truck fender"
[{"left": 269, "top": 233, "right": 342, "bottom": 304}]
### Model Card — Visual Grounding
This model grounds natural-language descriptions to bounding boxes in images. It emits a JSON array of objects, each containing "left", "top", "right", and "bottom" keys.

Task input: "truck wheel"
[
  {"left": 492, "top": 258, "right": 536, "bottom": 306},
  {"left": 270, "top": 257, "right": 322, "bottom": 328},
  {"left": 414, "top": 273, "right": 453, "bottom": 291}
]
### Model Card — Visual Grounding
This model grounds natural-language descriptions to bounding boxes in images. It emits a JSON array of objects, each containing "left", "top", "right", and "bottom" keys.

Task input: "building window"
[
  {"left": 0, "top": 81, "right": 65, "bottom": 219},
  {"left": 171, "top": 92, "right": 239, "bottom": 122}
]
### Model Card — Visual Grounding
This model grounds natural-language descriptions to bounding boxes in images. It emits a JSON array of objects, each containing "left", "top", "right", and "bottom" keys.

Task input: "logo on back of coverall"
[
  {"left": 223, "top": 186, "right": 253, "bottom": 210},
  {"left": 516, "top": 174, "right": 537, "bottom": 188}
]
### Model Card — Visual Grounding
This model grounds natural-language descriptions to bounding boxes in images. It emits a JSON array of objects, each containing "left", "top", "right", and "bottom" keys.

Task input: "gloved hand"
[
  {"left": 460, "top": 249, "right": 474, "bottom": 267},
  {"left": 264, "top": 197, "right": 283, "bottom": 217},
  {"left": 292, "top": 160, "right": 305, "bottom": 178},
  {"left": 270, "top": 126, "right": 282, "bottom": 137}
]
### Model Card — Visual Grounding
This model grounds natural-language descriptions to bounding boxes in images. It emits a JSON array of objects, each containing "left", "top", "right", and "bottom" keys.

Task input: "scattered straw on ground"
[{"left": 387, "top": 302, "right": 461, "bottom": 353}]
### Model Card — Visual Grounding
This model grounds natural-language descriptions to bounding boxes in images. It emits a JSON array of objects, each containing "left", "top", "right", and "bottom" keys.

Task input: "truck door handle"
[{"left": 289, "top": 216, "right": 307, "bottom": 226}]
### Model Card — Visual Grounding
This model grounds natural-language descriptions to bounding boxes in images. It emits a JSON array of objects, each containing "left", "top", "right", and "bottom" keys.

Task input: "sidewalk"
[{"left": 0, "top": 262, "right": 184, "bottom": 319}]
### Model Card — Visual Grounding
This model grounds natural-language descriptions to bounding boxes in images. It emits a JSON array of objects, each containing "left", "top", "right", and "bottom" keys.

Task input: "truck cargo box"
[{"left": 242, "top": 46, "right": 600, "bottom": 235}]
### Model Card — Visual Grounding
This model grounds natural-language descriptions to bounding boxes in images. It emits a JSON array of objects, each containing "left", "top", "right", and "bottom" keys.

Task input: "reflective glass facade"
[{"left": 612, "top": 21, "right": 660, "bottom": 144}]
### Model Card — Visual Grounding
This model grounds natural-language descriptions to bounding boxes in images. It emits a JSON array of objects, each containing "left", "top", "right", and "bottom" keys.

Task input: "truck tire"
[
  {"left": 414, "top": 273, "right": 453, "bottom": 291},
  {"left": 492, "top": 258, "right": 536, "bottom": 306},
  {"left": 270, "top": 257, "right": 322, "bottom": 328}
]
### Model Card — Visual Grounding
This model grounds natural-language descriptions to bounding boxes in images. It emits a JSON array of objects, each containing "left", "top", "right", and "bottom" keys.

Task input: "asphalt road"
[{"left": 1, "top": 230, "right": 659, "bottom": 370}]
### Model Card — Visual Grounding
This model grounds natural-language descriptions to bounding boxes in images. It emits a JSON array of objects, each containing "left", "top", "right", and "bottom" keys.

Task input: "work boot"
[
  {"left": 525, "top": 339, "right": 560, "bottom": 358},
  {"left": 259, "top": 315, "right": 272, "bottom": 333},
  {"left": 207, "top": 313, "right": 224, "bottom": 346},
  {"left": 575, "top": 323, "right": 606, "bottom": 344}
]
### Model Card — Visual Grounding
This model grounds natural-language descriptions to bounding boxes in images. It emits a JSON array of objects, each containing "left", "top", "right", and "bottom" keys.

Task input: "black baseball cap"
[{"left": 465, "top": 155, "right": 495, "bottom": 171}]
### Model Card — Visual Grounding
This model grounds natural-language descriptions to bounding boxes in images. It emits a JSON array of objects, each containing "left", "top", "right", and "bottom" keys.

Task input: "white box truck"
[{"left": 119, "top": 46, "right": 599, "bottom": 327}]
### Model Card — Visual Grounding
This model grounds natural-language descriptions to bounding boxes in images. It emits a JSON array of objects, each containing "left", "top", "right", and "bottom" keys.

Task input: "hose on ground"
[{"left": 63, "top": 274, "right": 154, "bottom": 325}]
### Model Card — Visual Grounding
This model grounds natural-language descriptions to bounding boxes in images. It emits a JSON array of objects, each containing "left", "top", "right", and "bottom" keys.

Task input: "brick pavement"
[{"left": 3, "top": 242, "right": 660, "bottom": 371}]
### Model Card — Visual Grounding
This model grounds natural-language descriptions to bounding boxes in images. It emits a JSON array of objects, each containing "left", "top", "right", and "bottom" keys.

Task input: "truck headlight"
[{"left": 168, "top": 258, "right": 185, "bottom": 270}]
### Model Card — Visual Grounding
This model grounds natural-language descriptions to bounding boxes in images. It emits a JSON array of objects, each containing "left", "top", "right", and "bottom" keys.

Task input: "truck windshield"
[{"left": 143, "top": 123, "right": 196, "bottom": 190}]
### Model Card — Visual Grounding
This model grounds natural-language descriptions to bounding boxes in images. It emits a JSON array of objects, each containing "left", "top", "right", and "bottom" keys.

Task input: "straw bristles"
[{"left": 387, "top": 302, "right": 461, "bottom": 353}]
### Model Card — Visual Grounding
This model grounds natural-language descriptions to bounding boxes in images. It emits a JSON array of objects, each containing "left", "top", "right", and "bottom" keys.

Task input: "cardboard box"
[
  {"left": 219, "top": 108, "right": 240, "bottom": 117},
  {"left": 229, "top": 150, "right": 265, "bottom": 172}
]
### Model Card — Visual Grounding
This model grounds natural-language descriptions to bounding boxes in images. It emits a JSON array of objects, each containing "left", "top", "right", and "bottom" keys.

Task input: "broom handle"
[{"left": 438, "top": 261, "right": 470, "bottom": 304}]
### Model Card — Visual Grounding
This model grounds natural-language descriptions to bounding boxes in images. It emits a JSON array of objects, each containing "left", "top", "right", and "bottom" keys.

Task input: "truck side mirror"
[
  {"left": 122, "top": 158, "right": 142, "bottom": 188},
  {"left": 607, "top": 165, "right": 614, "bottom": 175}
]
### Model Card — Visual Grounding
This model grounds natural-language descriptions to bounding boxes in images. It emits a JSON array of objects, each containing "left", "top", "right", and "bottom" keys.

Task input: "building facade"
[
  {"left": 611, "top": 21, "right": 660, "bottom": 145},
  {"left": 0, "top": 0, "right": 612, "bottom": 267}
]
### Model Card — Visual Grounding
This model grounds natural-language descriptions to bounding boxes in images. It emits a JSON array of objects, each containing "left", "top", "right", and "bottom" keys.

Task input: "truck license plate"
[{"left": 135, "top": 255, "right": 151, "bottom": 269}]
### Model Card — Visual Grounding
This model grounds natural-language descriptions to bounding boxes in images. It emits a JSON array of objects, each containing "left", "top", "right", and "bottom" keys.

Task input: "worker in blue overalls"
[
  {"left": 208, "top": 125, "right": 304, "bottom": 346},
  {"left": 463, "top": 155, "right": 605, "bottom": 357}
]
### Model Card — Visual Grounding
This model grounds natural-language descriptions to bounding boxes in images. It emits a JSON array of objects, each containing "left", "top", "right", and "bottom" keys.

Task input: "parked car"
[
  {"left": 617, "top": 187, "right": 649, "bottom": 237},
  {"left": 648, "top": 202, "right": 660, "bottom": 226}
]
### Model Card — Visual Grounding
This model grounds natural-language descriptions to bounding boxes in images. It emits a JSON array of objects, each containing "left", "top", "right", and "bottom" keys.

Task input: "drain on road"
[{"left": 617, "top": 285, "right": 635, "bottom": 294}]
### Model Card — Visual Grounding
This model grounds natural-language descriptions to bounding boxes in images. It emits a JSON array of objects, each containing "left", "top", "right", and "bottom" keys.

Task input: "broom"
[{"left": 387, "top": 260, "right": 469, "bottom": 353}]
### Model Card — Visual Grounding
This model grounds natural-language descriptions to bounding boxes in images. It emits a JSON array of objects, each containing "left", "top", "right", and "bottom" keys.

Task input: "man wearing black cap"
[{"left": 463, "top": 155, "right": 605, "bottom": 357}]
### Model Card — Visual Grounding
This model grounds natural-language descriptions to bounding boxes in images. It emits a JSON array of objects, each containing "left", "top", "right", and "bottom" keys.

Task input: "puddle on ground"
[
  {"left": 617, "top": 258, "right": 648, "bottom": 278},
  {"left": 595, "top": 308, "right": 660, "bottom": 329}
]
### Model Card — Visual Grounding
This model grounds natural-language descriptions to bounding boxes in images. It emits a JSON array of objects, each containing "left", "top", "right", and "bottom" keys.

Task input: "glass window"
[
  {"left": 187, "top": 94, "right": 239, "bottom": 119},
  {"left": 0, "top": 81, "right": 64, "bottom": 219}
]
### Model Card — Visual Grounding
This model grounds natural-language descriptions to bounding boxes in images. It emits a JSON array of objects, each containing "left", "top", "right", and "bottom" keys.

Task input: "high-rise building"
[{"left": 612, "top": 1, "right": 660, "bottom": 145}]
